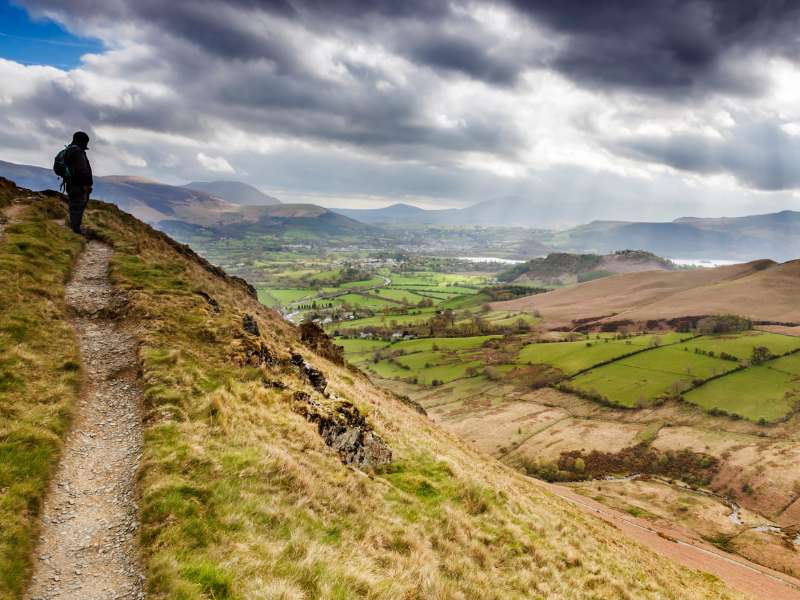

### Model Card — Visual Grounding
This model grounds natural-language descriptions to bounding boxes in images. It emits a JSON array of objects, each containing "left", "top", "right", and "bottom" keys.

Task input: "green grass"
[
  {"left": 395, "top": 351, "right": 447, "bottom": 370},
  {"left": 392, "top": 335, "right": 500, "bottom": 354},
  {"left": 0, "top": 199, "right": 84, "bottom": 599},
  {"left": 340, "top": 277, "right": 384, "bottom": 289},
  {"left": 766, "top": 352, "right": 800, "bottom": 376},
  {"left": 260, "top": 288, "right": 316, "bottom": 305},
  {"left": 683, "top": 366, "right": 800, "bottom": 422},
  {"left": 334, "top": 338, "right": 390, "bottom": 354},
  {"left": 372, "top": 288, "right": 428, "bottom": 304},
  {"left": 326, "top": 310, "right": 437, "bottom": 332},
  {"left": 681, "top": 332, "right": 800, "bottom": 361},
  {"left": 569, "top": 347, "right": 738, "bottom": 407},
  {"left": 518, "top": 335, "right": 681, "bottom": 376},
  {"left": 334, "top": 293, "right": 398, "bottom": 309}
]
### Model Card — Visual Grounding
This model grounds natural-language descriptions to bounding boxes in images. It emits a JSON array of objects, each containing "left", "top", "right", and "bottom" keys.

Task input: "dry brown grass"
[{"left": 494, "top": 260, "right": 800, "bottom": 327}]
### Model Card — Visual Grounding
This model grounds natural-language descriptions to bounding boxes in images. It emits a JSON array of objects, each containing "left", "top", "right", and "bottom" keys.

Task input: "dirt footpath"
[{"left": 27, "top": 241, "right": 144, "bottom": 600}]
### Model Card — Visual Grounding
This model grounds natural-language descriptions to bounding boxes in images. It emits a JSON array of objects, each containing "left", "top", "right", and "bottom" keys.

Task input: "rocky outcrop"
[
  {"left": 291, "top": 352, "right": 327, "bottom": 394},
  {"left": 300, "top": 322, "right": 344, "bottom": 365},
  {"left": 243, "top": 313, "right": 260, "bottom": 336},
  {"left": 293, "top": 393, "right": 392, "bottom": 468}
]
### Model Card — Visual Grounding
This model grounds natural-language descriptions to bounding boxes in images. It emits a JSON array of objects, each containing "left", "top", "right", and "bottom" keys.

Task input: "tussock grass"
[
  {"left": 0, "top": 197, "right": 83, "bottom": 599},
  {"left": 3, "top": 189, "right": 744, "bottom": 599}
]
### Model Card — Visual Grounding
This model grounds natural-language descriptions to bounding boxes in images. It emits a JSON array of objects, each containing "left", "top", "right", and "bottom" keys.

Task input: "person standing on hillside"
[{"left": 63, "top": 131, "right": 93, "bottom": 234}]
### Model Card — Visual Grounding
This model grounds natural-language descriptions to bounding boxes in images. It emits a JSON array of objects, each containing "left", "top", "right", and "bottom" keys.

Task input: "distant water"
[
  {"left": 670, "top": 258, "right": 740, "bottom": 268},
  {"left": 457, "top": 256, "right": 525, "bottom": 264}
]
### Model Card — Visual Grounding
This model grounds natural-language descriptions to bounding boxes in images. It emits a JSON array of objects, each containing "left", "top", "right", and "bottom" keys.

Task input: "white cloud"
[{"left": 196, "top": 152, "right": 235, "bottom": 174}]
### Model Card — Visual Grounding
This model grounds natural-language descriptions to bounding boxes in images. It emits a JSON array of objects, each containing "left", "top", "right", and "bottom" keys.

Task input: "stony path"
[{"left": 27, "top": 241, "right": 145, "bottom": 600}]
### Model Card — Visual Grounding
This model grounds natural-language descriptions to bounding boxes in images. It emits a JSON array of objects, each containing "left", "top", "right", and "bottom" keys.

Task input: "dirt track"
[
  {"left": 26, "top": 241, "right": 144, "bottom": 600},
  {"left": 545, "top": 481, "right": 800, "bottom": 600}
]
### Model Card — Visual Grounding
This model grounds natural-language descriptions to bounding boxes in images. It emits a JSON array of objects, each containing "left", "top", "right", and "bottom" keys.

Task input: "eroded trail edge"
[{"left": 27, "top": 241, "right": 144, "bottom": 600}]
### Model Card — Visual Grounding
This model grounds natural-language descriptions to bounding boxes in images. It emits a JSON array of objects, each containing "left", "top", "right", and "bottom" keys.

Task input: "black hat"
[{"left": 72, "top": 131, "right": 90, "bottom": 149}]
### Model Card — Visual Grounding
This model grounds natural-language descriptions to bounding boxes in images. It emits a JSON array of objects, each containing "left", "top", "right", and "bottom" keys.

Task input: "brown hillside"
[{"left": 492, "top": 259, "right": 800, "bottom": 328}]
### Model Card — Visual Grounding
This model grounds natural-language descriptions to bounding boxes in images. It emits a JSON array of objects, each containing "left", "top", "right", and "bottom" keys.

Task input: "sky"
[{"left": 2, "top": 0, "right": 800, "bottom": 223}]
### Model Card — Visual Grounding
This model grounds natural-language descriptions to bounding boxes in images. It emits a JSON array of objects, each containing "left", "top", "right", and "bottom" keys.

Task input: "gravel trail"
[{"left": 27, "top": 241, "right": 144, "bottom": 600}]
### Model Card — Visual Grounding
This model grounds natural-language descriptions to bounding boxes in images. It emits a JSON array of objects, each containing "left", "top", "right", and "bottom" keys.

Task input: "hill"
[
  {"left": 493, "top": 258, "right": 800, "bottom": 329},
  {"left": 0, "top": 162, "right": 369, "bottom": 240},
  {"left": 553, "top": 212, "right": 800, "bottom": 261},
  {"left": 184, "top": 180, "right": 281, "bottom": 205},
  {"left": 0, "top": 177, "right": 743, "bottom": 599},
  {"left": 498, "top": 250, "right": 675, "bottom": 285}
]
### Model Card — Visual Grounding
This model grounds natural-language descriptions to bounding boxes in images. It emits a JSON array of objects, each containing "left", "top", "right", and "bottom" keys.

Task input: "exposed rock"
[
  {"left": 293, "top": 395, "right": 392, "bottom": 468},
  {"left": 243, "top": 313, "right": 260, "bottom": 336},
  {"left": 263, "top": 378, "right": 287, "bottom": 390},
  {"left": 300, "top": 321, "right": 344, "bottom": 365},
  {"left": 234, "top": 339, "right": 279, "bottom": 368},
  {"left": 291, "top": 352, "right": 327, "bottom": 394},
  {"left": 195, "top": 290, "right": 220, "bottom": 313}
]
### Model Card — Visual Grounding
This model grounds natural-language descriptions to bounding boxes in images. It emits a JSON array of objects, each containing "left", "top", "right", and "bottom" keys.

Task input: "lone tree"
[{"left": 751, "top": 346, "right": 772, "bottom": 365}]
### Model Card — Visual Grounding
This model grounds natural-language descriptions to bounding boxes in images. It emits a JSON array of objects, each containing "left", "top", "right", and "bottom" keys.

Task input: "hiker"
[{"left": 57, "top": 131, "right": 93, "bottom": 234}]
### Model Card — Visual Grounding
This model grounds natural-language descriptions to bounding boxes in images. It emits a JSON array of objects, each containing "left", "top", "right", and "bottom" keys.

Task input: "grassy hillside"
[{"left": 0, "top": 183, "right": 743, "bottom": 599}]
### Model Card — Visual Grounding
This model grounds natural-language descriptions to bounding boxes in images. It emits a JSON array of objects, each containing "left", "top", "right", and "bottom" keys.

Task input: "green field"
[
  {"left": 681, "top": 332, "right": 800, "bottom": 360},
  {"left": 372, "top": 288, "right": 429, "bottom": 303},
  {"left": 334, "top": 338, "right": 390, "bottom": 354},
  {"left": 568, "top": 346, "right": 738, "bottom": 407},
  {"left": 518, "top": 333, "right": 691, "bottom": 376},
  {"left": 683, "top": 366, "right": 800, "bottom": 422},
  {"left": 767, "top": 352, "right": 800, "bottom": 376},
  {"left": 259, "top": 287, "right": 316, "bottom": 306},
  {"left": 392, "top": 335, "right": 500, "bottom": 353}
]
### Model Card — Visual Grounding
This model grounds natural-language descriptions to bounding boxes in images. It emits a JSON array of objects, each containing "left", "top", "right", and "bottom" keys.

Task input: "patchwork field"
[
  {"left": 568, "top": 346, "right": 740, "bottom": 407},
  {"left": 684, "top": 366, "right": 800, "bottom": 422},
  {"left": 518, "top": 332, "right": 692, "bottom": 376}
]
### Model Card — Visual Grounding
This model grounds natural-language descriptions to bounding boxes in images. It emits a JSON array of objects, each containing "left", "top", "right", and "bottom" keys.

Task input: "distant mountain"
[
  {"left": 184, "top": 180, "right": 281, "bottom": 205},
  {"left": 0, "top": 161, "right": 367, "bottom": 237},
  {"left": 0, "top": 160, "right": 247, "bottom": 226},
  {"left": 498, "top": 250, "right": 675, "bottom": 286},
  {"left": 160, "top": 203, "right": 373, "bottom": 243},
  {"left": 334, "top": 203, "right": 459, "bottom": 225},
  {"left": 335, "top": 197, "right": 562, "bottom": 228},
  {"left": 554, "top": 212, "right": 800, "bottom": 261}
]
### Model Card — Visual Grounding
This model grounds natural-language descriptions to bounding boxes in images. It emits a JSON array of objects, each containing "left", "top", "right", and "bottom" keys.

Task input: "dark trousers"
[{"left": 67, "top": 186, "right": 89, "bottom": 234}]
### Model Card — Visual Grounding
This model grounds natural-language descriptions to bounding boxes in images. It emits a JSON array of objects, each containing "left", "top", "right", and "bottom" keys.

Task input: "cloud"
[
  {"left": 615, "top": 117, "right": 800, "bottom": 190},
  {"left": 197, "top": 152, "right": 235, "bottom": 174},
  {"left": 507, "top": 0, "right": 800, "bottom": 97},
  {"left": 1, "top": 0, "right": 800, "bottom": 219}
]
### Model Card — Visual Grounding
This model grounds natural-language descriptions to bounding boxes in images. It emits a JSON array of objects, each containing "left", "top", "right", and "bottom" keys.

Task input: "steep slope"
[
  {"left": 492, "top": 259, "right": 800, "bottom": 328},
  {"left": 184, "top": 180, "right": 282, "bottom": 205},
  {"left": 0, "top": 178, "right": 744, "bottom": 599}
]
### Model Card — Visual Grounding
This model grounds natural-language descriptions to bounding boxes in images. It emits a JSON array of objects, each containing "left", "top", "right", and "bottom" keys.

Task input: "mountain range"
[
  {"left": 2, "top": 159, "right": 799, "bottom": 260},
  {"left": 0, "top": 160, "right": 369, "bottom": 234}
]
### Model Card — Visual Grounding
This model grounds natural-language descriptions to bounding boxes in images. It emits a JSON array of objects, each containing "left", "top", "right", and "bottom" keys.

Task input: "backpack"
[{"left": 53, "top": 145, "right": 71, "bottom": 190}]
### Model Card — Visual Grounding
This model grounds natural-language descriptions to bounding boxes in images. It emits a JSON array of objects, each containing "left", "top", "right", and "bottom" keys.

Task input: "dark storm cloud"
[
  {"left": 17, "top": 0, "right": 527, "bottom": 158},
  {"left": 508, "top": 0, "right": 800, "bottom": 96},
  {"left": 408, "top": 32, "right": 519, "bottom": 84},
  {"left": 616, "top": 119, "right": 800, "bottom": 190}
]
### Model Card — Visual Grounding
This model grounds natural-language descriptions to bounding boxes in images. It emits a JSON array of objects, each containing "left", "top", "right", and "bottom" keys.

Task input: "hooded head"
[{"left": 72, "top": 131, "right": 90, "bottom": 150}]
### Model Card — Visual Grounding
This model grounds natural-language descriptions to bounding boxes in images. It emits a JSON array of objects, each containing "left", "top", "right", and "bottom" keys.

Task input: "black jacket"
[{"left": 64, "top": 144, "right": 93, "bottom": 187}]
